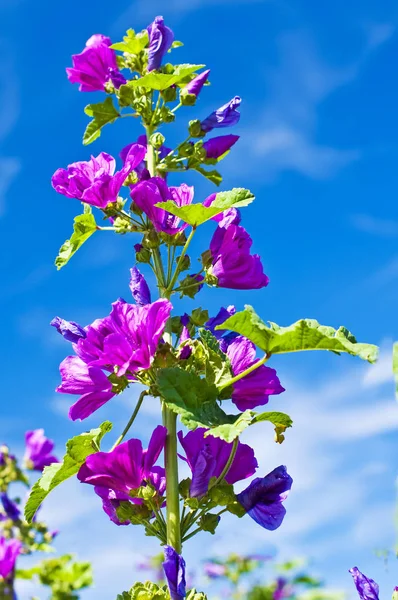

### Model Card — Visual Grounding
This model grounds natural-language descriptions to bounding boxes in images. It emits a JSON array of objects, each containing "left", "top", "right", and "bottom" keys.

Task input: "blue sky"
[{"left": 1, "top": 0, "right": 398, "bottom": 598}]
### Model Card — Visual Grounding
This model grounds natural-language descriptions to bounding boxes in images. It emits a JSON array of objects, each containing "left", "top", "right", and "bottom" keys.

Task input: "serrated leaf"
[
  {"left": 24, "top": 422, "right": 112, "bottom": 522},
  {"left": 83, "top": 97, "right": 120, "bottom": 145},
  {"left": 393, "top": 342, "right": 398, "bottom": 398},
  {"left": 156, "top": 368, "right": 252, "bottom": 442},
  {"left": 130, "top": 64, "right": 204, "bottom": 90},
  {"left": 155, "top": 187, "right": 254, "bottom": 227},
  {"left": 216, "top": 306, "right": 378, "bottom": 363},
  {"left": 251, "top": 411, "right": 293, "bottom": 443},
  {"left": 194, "top": 165, "right": 223, "bottom": 186},
  {"left": 55, "top": 213, "right": 97, "bottom": 270},
  {"left": 110, "top": 29, "right": 148, "bottom": 54}
]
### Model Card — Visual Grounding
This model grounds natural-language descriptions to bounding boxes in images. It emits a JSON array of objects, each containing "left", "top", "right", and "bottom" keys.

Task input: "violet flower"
[
  {"left": 0, "top": 494, "right": 20, "bottom": 522},
  {"left": 162, "top": 546, "right": 186, "bottom": 600},
  {"left": 205, "top": 305, "right": 238, "bottom": 351},
  {"left": 208, "top": 223, "right": 269, "bottom": 289},
  {"left": 50, "top": 317, "right": 86, "bottom": 343},
  {"left": 78, "top": 426, "right": 167, "bottom": 525},
  {"left": 236, "top": 465, "right": 293, "bottom": 530},
  {"left": 0, "top": 537, "right": 22, "bottom": 580},
  {"left": 130, "top": 177, "right": 194, "bottom": 234},
  {"left": 51, "top": 144, "right": 146, "bottom": 209},
  {"left": 201, "top": 96, "right": 241, "bottom": 133},
  {"left": 147, "top": 16, "right": 174, "bottom": 71},
  {"left": 66, "top": 34, "right": 125, "bottom": 92},
  {"left": 120, "top": 135, "right": 171, "bottom": 182},
  {"left": 178, "top": 428, "right": 258, "bottom": 497},
  {"left": 226, "top": 336, "right": 285, "bottom": 411},
  {"left": 349, "top": 567, "right": 380, "bottom": 600},
  {"left": 185, "top": 69, "right": 210, "bottom": 97},
  {"left": 129, "top": 267, "right": 151, "bottom": 306},
  {"left": 203, "top": 135, "right": 239, "bottom": 159},
  {"left": 203, "top": 562, "right": 227, "bottom": 579},
  {"left": 24, "top": 430, "right": 58, "bottom": 471}
]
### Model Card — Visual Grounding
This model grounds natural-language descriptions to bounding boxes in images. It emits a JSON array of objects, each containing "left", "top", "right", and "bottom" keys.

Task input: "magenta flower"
[
  {"left": 205, "top": 305, "right": 238, "bottom": 351},
  {"left": 78, "top": 426, "right": 167, "bottom": 524},
  {"left": 147, "top": 16, "right": 174, "bottom": 71},
  {"left": 178, "top": 428, "right": 257, "bottom": 497},
  {"left": 201, "top": 96, "right": 241, "bottom": 133},
  {"left": 349, "top": 568, "right": 380, "bottom": 600},
  {"left": 208, "top": 223, "right": 269, "bottom": 289},
  {"left": 203, "top": 135, "right": 239, "bottom": 159},
  {"left": 51, "top": 144, "right": 146, "bottom": 209},
  {"left": 0, "top": 494, "right": 20, "bottom": 522},
  {"left": 130, "top": 177, "right": 194, "bottom": 234},
  {"left": 226, "top": 336, "right": 285, "bottom": 410},
  {"left": 236, "top": 466, "right": 292, "bottom": 530},
  {"left": 0, "top": 537, "right": 22, "bottom": 580},
  {"left": 162, "top": 546, "right": 186, "bottom": 600},
  {"left": 24, "top": 430, "right": 58, "bottom": 471},
  {"left": 50, "top": 317, "right": 86, "bottom": 343},
  {"left": 57, "top": 356, "right": 116, "bottom": 421},
  {"left": 185, "top": 69, "right": 210, "bottom": 97},
  {"left": 66, "top": 34, "right": 125, "bottom": 92},
  {"left": 129, "top": 267, "right": 151, "bottom": 306},
  {"left": 120, "top": 135, "right": 171, "bottom": 182}
]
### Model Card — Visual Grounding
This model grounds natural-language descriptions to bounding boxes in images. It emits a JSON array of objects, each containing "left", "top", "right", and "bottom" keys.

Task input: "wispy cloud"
[{"left": 351, "top": 214, "right": 398, "bottom": 237}]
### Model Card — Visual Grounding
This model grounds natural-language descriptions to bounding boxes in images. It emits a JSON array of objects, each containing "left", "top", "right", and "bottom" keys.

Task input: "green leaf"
[
  {"left": 194, "top": 165, "right": 223, "bottom": 186},
  {"left": 24, "top": 422, "right": 112, "bottom": 522},
  {"left": 199, "top": 513, "right": 220, "bottom": 534},
  {"left": 155, "top": 187, "right": 255, "bottom": 227},
  {"left": 55, "top": 213, "right": 97, "bottom": 270},
  {"left": 393, "top": 342, "right": 398, "bottom": 398},
  {"left": 83, "top": 97, "right": 120, "bottom": 145},
  {"left": 130, "top": 64, "right": 205, "bottom": 90},
  {"left": 251, "top": 411, "right": 293, "bottom": 444},
  {"left": 156, "top": 368, "right": 252, "bottom": 442},
  {"left": 110, "top": 29, "right": 148, "bottom": 54},
  {"left": 216, "top": 306, "right": 378, "bottom": 363}
]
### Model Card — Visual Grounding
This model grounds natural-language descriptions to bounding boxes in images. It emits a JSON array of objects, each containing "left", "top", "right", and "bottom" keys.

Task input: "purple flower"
[
  {"left": 129, "top": 267, "right": 151, "bottom": 306},
  {"left": 0, "top": 494, "right": 20, "bottom": 522},
  {"left": 0, "top": 537, "right": 22, "bottom": 580},
  {"left": 349, "top": 568, "right": 380, "bottom": 600},
  {"left": 205, "top": 305, "right": 238, "bottom": 351},
  {"left": 57, "top": 298, "right": 172, "bottom": 420},
  {"left": 178, "top": 428, "right": 257, "bottom": 498},
  {"left": 274, "top": 577, "right": 293, "bottom": 600},
  {"left": 147, "top": 16, "right": 174, "bottom": 71},
  {"left": 57, "top": 356, "right": 116, "bottom": 421},
  {"left": 50, "top": 317, "right": 86, "bottom": 343},
  {"left": 226, "top": 336, "right": 285, "bottom": 411},
  {"left": 162, "top": 546, "right": 186, "bottom": 600},
  {"left": 237, "top": 465, "right": 292, "bottom": 530},
  {"left": 78, "top": 426, "right": 167, "bottom": 525},
  {"left": 130, "top": 178, "right": 194, "bottom": 234},
  {"left": 185, "top": 69, "right": 210, "bottom": 97},
  {"left": 51, "top": 144, "right": 146, "bottom": 209},
  {"left": 201, "top": 96, "right": 241, "bottom": 133},
  {"left": 203, "top": 135, "right": 239, "bottom": 159},
  {"left": 24, "top": 430, "right": 58, "bottom": 471},
  {"left": 208, "top": 223, "right": 269, "bottom": 290},
  {"left": 204, "top": 562, "right": 227, "bottom": 579},
  {"left": 120, "top": 135, "right": 171, "bottom": 182},
  {"left": 179, "top": 314, "right": 191, "bottom": 344},
  {"left": 66, "top": 34, "right": 125, "bottom": 92}
]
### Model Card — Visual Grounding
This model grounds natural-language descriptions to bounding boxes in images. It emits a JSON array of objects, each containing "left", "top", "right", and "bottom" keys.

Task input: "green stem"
[
  {"left": 218, "top": 353, "right": 270, "bottom": 391},
  {"left": 181, "top": 508, "right": 228, "bottom": 543},
  {"left": 97, "top": 226, "right": 117, "bottom": 231},
  {"left": 209, "top": 438, "right": 239, "bottom": 489},
  {"left": 166, "top": 227, "right": 196, "bottom": 294},
  {"left": 111, "top": 391, "right": 148, "bottom": 450},
  {"left": 162, "top": 403, "right": 182, "bottom": 553},
  {"left": 171, "top": 102, "right": 182, "bottom": 113}
]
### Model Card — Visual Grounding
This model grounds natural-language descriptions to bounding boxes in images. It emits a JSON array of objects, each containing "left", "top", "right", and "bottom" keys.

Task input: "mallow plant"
[
  {"left": 23, "top": 16, "right": 379, "bottom": 600},
  {"left": 0, "top": 432, "right": 92, "bottom": 599}
]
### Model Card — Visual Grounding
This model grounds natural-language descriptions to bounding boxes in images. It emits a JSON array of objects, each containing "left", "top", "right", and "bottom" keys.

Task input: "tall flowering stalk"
[{"left": 26, "top": 15, "right": 379, "bottom": 600}]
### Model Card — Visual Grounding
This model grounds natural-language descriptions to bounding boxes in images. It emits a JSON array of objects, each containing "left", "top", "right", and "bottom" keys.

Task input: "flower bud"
[
  {"left": 190, "top": 307, "right": 209, "bottom": 327},
  {"left": 150, "top": 132, "right": 166, "bottom": 149},
  {"left": 143, "top": 229, "right": 160, "bottom": 249},
  {"left": 161, "top": 86, "right": 177, "bottom": 102},
  {"left": 180, "top": 89, "right": 197, "bottom": 106},
  {"left": 177, "top": 254, "right": 191, "bottom": 272},
  {"left": 134, "top": 243, "right": 151, "bottom": 263},
  {"left": 188, "top": 119, "right": 205, "bottom": 138}
]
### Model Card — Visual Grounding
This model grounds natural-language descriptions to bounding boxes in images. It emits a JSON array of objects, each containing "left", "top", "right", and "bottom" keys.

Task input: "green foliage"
[
  {"left": 251, "top": 411, "right": 293, "bottom": 444},
  {"left": 216, "top": 306, "right": 378, "bottom": 362},
  {"left": 111, "top": 29, "right": 149, "bottom": 54},
  {"left": 130, "top": 64, "right": 204, "bottom": 90},
  {"left": 24, "top": 422, "right": 112, "bottom": 522},
  {"left": 155, "top": 188, "right": 254, "bottom": 227},
  {"left": 199, "top": 512, "right": 220, "bottom": 534},
  {"left": 83, "top": 97, "right": 120, "bottom": 145},
  {"left": 117, "top": 581, "right": 169, "bottom": 600},
  {"left": 55, "top": 212, "right": 97, "bottom": 270}
]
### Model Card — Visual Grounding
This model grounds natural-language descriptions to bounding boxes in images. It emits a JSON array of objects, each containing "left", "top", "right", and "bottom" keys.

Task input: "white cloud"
[{"left": 351, "top": 214, "right": 398, "bottom": 237}]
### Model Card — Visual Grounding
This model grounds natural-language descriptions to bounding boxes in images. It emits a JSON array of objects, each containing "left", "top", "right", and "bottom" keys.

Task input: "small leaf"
[
  {"left": 130, "top": 64, "right": 205, "bottom": 90},
  {"left": 24, "top": 422, "right": 112, "bottom": 522},
  {"left": 110, "top": 29, "right": 148, "bottom": 54},
  {"left": 216, "top": 306, "right": 378, "bottom": 363},
  {"left": 199, "top": 513, "right": 220, "bottom": 534},
  {"left": 155, "top": 187, "right": 255, "bottom": 227},
  {"left": 251, "top": 411, "right": 293, "bottom": 444},
  {"left": 83, "top": 97, "right": 120, "bottom": 145},
  {"left": 55, "top": 213, "right": 97, "bottom": 270},
  {"left": 194, "top": 165, "right": 223, "bottom": 186}
]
